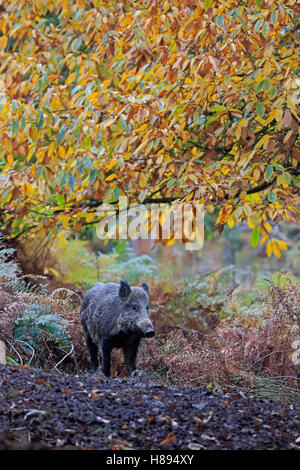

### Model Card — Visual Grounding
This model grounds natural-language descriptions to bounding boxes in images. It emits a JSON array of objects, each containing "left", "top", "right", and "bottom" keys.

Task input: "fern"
[
  {"left": 14, "top": 303, "right": 71, "bottom": 353},
  {"left": 0, "top": 233, "right": 20, "bottom": 280},
  {"left": 104, "top": 254, "right": 157, "bottom": 284}
]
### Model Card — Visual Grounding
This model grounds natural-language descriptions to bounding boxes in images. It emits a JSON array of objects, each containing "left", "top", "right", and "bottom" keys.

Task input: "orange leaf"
[{"left": 159, "top": 433, "right": 176, "bottom": 446}]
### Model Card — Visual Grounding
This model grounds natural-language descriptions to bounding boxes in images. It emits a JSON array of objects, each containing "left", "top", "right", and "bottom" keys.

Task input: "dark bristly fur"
[{"left": 80, "top": 280, "right": 154, "bottom": 376}]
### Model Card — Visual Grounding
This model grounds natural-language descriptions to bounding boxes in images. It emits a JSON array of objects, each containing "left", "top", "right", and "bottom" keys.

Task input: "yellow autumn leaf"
[
  {"left": 264, "top": 222, "right": 273, "bottom": 232},
  {"left": 25, "top": 183, "right": 35, "bottom": 196},
  {"left": 57, "top": 233, "right": 68, "bottom": 245},
  {"left": 185, "top": 192, "right": 194, "bottom": 203},
  {"left": 276, "top": 239, "right": 290, "bottom": 251},
  {"left": 227, "top": 216, "right": 235, "bottom": 229},
  {"left": 105, "top": 174, "right": 117, "bottom": 181},
  {"left": 189, "top": 174, "right": 198, "bottom": 184},
  {"left": 66, "top": 72, "right": 76, "bottom": 85},
  {"left": 165, "top": 238, "right": 175, "bottom": 247},
  {"left": 272, "top": 241, "right": 281, "bottom": 259},
  {"left": 59, "top": 146, "right": 66, "bottom": 159},
  {"left": 6, "top": 154, "right": 14, "bottom": 166},
  {"left": 266, "top": 241, "right": 273, "bottom": 258},
  {"left": 0, "top": 35, "right": 7, "bottom": 50},
  {"left": 85, "top": 212, "right": 95, "bottom": 223}
]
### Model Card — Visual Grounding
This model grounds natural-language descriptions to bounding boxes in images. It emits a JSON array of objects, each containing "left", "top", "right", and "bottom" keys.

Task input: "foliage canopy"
[{"left": 0, "top": 0, "right": 299, "bottom": 257}]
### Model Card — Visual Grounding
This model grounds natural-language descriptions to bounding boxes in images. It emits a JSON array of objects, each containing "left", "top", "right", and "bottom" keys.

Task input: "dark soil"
[{"left": 0, "top": 365, "right": 299, "bottom": 450}]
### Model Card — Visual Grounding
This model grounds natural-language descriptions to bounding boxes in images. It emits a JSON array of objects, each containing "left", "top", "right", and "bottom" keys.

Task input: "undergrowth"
[{"left": 0, "top": 235, "right": 299, "bottom": 403}]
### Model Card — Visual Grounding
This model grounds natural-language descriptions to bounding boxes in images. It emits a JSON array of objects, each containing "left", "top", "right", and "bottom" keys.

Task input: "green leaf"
[
  {"left": 21, "top": 115, "right": 26, "bottom": 130},
  {"left": 55, "top": 195, "right": 65, "bottom": 206},
  {"left": 244, "top": 102, "right": 254, "bottom": 115},
  {"left": 85, "top": 136, "right": 91, "bottom": 149},
  {"left": 84, "top": 155, "right": 92, "bottom": 169},
  {"left": 211, "top": 105, "right": 226, "bottom": 112},
  {"left": 89, "top": 169, "right": 98, "bottom": 185},
  {"left": 38, "top": 77, "right": 43, "bottom": 92},
  {"left": 293, "top": 175, "right": 300, "bottom": 186},
  {"left": 167, "top": 177, "right": 177, "bottom": 188},
  {"left": 57, "top": 127, "right": 66, "bottom": 144},
  {"left": 36, "top": 109, "right": 43, "bottom": 130},
  {"left": 251, "top": 226, "right": 260, "bottom": 248},
  {"left": 61, "top": 172, "right": 68, "bottom": 187},
  {"left": 273, "top": 163, "right": 284, "bottom": 171},
  {"left": 271, "top": 10, "right": 278, "bottom": 24},
  {"left": 269, "top": 86, "right": 277, "bottom": 99},
  {"left": 243, "top": 204, "right": 252, "bottom": 216},
  {"left": 204, "top": 0, "right": 212, "bottom": 11},
  {"left": 263, "top": 80, "right": 271, "bottom": 92},
  {"left": 36, "top": 166, "right": 44, "bottom": 178},
  {"left": 216, "top": 15, "right": 224, "bottom": 28},
  {"left": 73, "top": 36, "right": 82, "bottom": 51},
  {"left": 206, "top": 114, "right": 217, "bottom": 126},
  {"left": 256, "top": 81, "right": 265, "bottom": 93},
  {"left": 12, "top": 119, "right": 19, "bottom": 135},
  {"left": 77, "top": 165, "right": 85, "bottom": 175},
  {"left": 256, "top": 102, "right": 265, "bottom": 118},
  {"left": 254, "top": 18, "right": 263, "bottom": 32},
  {"left": 193, "top": 111, "right": 201, "bottom": 124},
  {"left": 262, "top": 21, "right": 269, "bottom": 37},
  {"left": 121, "top": 117, "right": 131, "bottom": 133},
  {"left": 71, "top": 85, "right": 81, "bottom": 96},
  {"left": 268, "top": 191, "right": 277, "bottom": 203},
  {"left": 69, "top": 174, "right": 75, "bottom": 191},
  {"left": 265, "top": 165, "right": 273, "bottom": 181},
  {"left": 138, "top": 189, "right": 148, "bottom": 203}
]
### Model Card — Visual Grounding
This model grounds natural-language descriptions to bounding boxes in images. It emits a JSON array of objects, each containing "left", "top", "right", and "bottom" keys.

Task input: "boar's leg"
[
  {"left": 123, "top": 339, "right": 140, "bottom": 375},
  {"left": 84, "top": 332, "right": 99, "bottom": 374},
  {"left": 100, "top": 339, "right": 113, "bottom": 377}
]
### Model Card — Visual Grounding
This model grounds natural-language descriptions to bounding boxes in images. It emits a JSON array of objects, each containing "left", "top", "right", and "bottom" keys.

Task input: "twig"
[
  {"left": 17, "top": 274, "right": 48, "bottom": 281},
  {"left": 0, "top": 333, "right": 23, "bottom": 365},
  {"left": 14, "top": 339, "right": 35, "bottom": 366},
  {"left": 50, "top": 288, "right": 82, "bottom": 303},
  {"left": 52, "top": 343, "right": 74, "bottom": 373},
  {"left": 248, "top": 349, "right": 294, "bottom": 371}
]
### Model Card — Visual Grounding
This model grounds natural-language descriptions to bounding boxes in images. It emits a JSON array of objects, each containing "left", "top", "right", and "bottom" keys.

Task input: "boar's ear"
[
  {"left": 141, "top": 282, "right": 149, "bottom": 295},
  {"left": 119, "top": 280, "right": 131, "bottom": 301}
]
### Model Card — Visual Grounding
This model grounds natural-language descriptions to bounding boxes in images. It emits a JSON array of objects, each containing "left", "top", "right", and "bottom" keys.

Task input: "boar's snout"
[
  {"left": 144, "top": 327, "right": 155, "bottom": 338},
  {"left": 136, "top": 316, "right": 155, "bottom": 338}
]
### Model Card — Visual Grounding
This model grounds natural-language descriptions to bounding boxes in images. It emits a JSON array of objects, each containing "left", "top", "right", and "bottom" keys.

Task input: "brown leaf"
[
  {"left": 283, "top": 111, "right": 292, "bottom": 128},
  {"left": 65, "top": 429, "right": 77, "bottom": 435},
  {"left": 13, "top": 365, "right": 27, "bottom": 370},
  {"left": 36, "top": 378, "right": 47, "bottom": 385},
  {"left": 109, "top": 439, "right": 133, "bottom": 450},
  {"left": 159, "top": 432, "right": 176, "bottom": 446},
  {"left": 208, "top": 55, "right": 220, "bottom": 72}
]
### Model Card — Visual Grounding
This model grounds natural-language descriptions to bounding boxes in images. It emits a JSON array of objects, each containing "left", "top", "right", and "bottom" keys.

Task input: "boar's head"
[{"left": 118, "top": 280, "right": 155, "bottom": 338}]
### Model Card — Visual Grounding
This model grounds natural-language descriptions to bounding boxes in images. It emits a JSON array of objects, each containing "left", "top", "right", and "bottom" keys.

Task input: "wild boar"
[{"left": 80, "top": 280, "right": 154, "bottom": 377}]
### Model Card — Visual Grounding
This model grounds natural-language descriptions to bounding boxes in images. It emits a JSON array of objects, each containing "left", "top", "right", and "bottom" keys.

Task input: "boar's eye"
[{"left": 132, "top": 305, "right": 138, "bottom": 312}]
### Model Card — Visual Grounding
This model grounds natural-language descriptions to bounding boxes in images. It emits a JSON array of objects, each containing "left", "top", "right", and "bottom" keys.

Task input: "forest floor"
[{"left": 0, "top": 364, "right": 299, "bottom": 450}]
